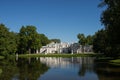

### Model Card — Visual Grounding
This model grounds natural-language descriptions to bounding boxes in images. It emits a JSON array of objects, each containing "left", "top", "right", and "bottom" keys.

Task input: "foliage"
[
  {"left": 18, "top": 26, "right": 49, "bottom": 54},
  {"left": 93, "top": 29, "right": 108, "bottom": 54},
  {"left": 0, "top": 24, "right": 17, "bottom": 57},
  {"left": 0, "top": 24, "right": 50, "bottom": 57},
  {"left": 77, "top": 34, "right": 86, "bottom": 45},
  {"left": 99, "top": 0, "right": 120, "bottom": 57},
  {"left": 77, "top": 33, "right": 94, "bottom": 45},
  {"left": 39, "top": 34, "right": 50, "bottom": 46},
  {"left": 86, "top": 35, "right": 94, "bottom": 45},
  {"left": 77, "top": 33, "right": 94, "bottom": 53},
  {"left": 0, "top": 56, "right": 4, "bottom": 59}
]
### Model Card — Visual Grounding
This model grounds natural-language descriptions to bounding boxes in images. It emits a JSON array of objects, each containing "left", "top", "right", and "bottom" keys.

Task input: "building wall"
[{"left": 38, "top": 42, "right": 93, "bottom": 54}]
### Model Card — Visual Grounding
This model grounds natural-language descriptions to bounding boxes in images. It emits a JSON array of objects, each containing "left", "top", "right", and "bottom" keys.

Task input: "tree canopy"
[
  {"left": 0, "top": 24, "right": 18, "bottom": 57},
  {"left": 77, "top": 33, "right": 93, "bottom": 46},
  {"left": 0, "top": 24, "right": 50, "bottom": 57},
  {"left": 98, "top": 0, "right": 120, "bottom": 57}
]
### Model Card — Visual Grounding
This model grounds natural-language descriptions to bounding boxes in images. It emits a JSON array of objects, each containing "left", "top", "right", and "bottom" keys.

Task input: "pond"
[{"left": 0, "top": 57, "right": 120, "bottom": 80}]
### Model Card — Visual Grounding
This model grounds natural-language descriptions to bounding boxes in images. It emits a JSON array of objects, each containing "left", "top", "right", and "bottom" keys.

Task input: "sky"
[{"left": 0, "top": 0, "right": 104, "bottom": 43}]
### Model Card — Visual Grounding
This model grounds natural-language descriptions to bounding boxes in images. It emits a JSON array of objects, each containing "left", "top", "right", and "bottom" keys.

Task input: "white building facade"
[{"left": 37, "top": 42, "right": 93, "bottom": 54}]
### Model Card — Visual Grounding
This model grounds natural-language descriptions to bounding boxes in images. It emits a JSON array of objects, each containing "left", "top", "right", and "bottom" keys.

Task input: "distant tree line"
[
  {"left": 0, "top": 24, "right": 52, "bottom": 57},
  {"left": 78, "top": 0, "right": 120, "bottom": 57}
]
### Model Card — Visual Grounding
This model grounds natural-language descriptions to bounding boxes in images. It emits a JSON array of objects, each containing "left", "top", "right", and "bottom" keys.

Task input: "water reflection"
[
  {"left": 0, "top": 59, "right": 18, "bottom": 80},
  {"left": 16, "top": 58, "right": 49, "bottom": 80},
  {"left": 94, "top": 62, "right": 120, "bottom": 80},
  {"left": 0, "top": 57, "right": 120, "bottom": 80},
  {"left": 0, "top": 58, "right": 49, "bottom": 80},
  {"left": 39, "top": 57, "right": 98, "bottom": 80},
  {"left": 39, "top": 57, "right": 94, "bottom": 68}
]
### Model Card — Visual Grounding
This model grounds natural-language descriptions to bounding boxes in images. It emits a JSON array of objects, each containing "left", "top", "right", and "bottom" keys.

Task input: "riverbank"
[
  {"left": 110, "top": 59, "right": 120, "bottom": 65},
  {"left": 18, "top": 53, "right": 97, "bottom": 58},
  {"left": 0, "top": 69, "right": 2, "bottom": 74},
  {"left": 0, "top": 56, "right": 4, "bottom": 59}
]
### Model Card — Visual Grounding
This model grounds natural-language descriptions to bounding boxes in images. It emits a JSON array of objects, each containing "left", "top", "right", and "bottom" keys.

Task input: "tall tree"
[
  {"left": 86, "top": 35, "right": 93, "bottom": 45},
  {"left": 77, "top": 33, "right": 86, "bottom": 52},
  {"left": 0, "top": 24, "right": 17, "bottom": 57},
  {"left": 100, "top": 0, "right": 120, "bottom": 57},
  {"left": 77, "top": 33, "right": 86, "bottom": 45},
  {"left": 93, "top": 29, "right": 108, "bottom": 54},
  {"left": 18, "top": 26, "right": 28, "bottom": 54},
  {"left": 39, "top": 34, "right": 50, "bottom": 46},
  {"left": 18, "top": 26, "right": 41, "bottom": 54}
]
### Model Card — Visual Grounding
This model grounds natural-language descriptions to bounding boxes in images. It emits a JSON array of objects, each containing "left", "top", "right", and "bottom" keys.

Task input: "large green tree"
[
  {"left": 77, "top": 33, "right": 86, "bottom": 46},
  {"left": 18, "top": 26, "right": 49, "bottom": 54},
  {"left": 77, "top": 33, "right": 94, "bottom": 53},
  {"left": 77, "top": 33, "right": 86, "bottom": 53},
  {"left": 18, "top": 26, "right": 41, "bottom": 54},
  {"left": 0, "top": 24, "right": 17, "bottom": 57},
  {"left": 93, "top": 29, "right": 108, "bottom": 54},
  {"left": 100, "top": 0, "right": 120, "bottom": 57},
  {"left": 39, "top": 34, "right": 50, "bottom": 46}
]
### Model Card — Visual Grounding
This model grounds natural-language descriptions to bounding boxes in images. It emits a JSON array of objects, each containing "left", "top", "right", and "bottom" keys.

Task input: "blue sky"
[{"left": 0, "top": 0, "right": 104, "bottom": 42}]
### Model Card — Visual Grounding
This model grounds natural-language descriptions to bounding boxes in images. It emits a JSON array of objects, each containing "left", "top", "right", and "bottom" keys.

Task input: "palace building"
[{"left": 36, "top": 42, "right": 93, "bottom": 54}]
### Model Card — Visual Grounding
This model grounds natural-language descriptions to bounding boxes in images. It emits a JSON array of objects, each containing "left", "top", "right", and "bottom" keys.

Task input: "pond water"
[{"left": 0, "top": 57, "right": 120, "bottom": 80}]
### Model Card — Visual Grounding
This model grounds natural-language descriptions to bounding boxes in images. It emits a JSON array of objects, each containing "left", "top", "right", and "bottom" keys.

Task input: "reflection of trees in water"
[
  {"left": 0, "top": 58, "right": 49, "bottom": 80},
  {"left": 39, "top": 57, "right": 95, "bottom": 77},
  {"left": 94, "top": 62, "right": 120, "bottom": 80},
  {"left": 78, "top": 57, "right": 95, "bottom": 76},
  {"left": 0, "top": 59, "right": 18, "bottom": 80},
  {"left": 17, "top": 58, "right": 49, "bottom": 80}
]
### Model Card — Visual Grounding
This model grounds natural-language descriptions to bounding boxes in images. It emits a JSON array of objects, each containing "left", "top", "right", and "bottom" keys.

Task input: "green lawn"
[
  {"left": 0, "top": 69, "right": 2, "bottom": 74},
  {"left": 18, "top": 53, "right": 97, "bottom": 58},
  {"left": 0, "top": 56, "right": 4, "bottom": 59},
  {"left": 109, "top": 59, "right": 120, "bottom": 65},
  {"left": 110, "top": 59, "right": 120, "bottom": 63}
]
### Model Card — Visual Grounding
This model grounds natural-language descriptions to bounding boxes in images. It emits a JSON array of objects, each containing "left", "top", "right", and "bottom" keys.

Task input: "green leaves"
[
  {"left": 77, "top": 33, "right": 93, "bottom": 45},
  {"left": 18, "top": 25, "right": 50, "bottom": 54},
  {"left": 100, "top": 0, "right": 120, "bottom": 57},
  {"left": 0, "top": 24, "right": 17, "bottom": 57},
  {"left": 0, "top": 24, "right": 50, "bottom": 56}
]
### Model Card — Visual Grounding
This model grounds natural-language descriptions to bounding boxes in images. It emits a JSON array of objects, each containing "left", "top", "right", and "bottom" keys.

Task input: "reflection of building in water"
[
  {"left": 39, "top": 57, "right": 95, "bottom": 68},
  {"left": 37, "top": 42, "right": 93, "bottom": 54}
]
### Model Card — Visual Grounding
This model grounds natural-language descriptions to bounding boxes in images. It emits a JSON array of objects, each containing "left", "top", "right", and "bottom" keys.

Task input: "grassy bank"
[
  {"left": 18, "top": 53, "right": 97, "bottom": 58},
  {"left": 110, "top": 59, "right": 120, "bottom": 65},
  {"left": 0, "top": 56, "right": 4, "bottom": 59},
  {"left": 0, "top": 69, "right": 2, "bottom": 74}
]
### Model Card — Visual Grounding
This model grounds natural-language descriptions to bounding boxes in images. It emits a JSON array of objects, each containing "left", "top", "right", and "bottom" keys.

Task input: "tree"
[
  {"left": 0, "top": 24, "right": 17, "bottom": 57},
  {"left": 18, "top": 26, "right": 28, "bottom": 54},
  {"left": 86, "top": 35, "right": 94, "bottom": 45},
  {"left": 77, "top": 33, "right": 86, "bottom": 45},
  {"left": 93, "top": 29, "right": 108, "bottom": 54},
  {"left": 39, "top": 34, "right": 50, "bottom": 46},
  {"left": 18, "top": 25, "right": 50, "bottom": 54},
  {"left": 77, "top": 33, "right": 86, "bottom": 52},
  {"left": 18, "top": 26, "right": 41, "bottom": 54},
  {"left": 100, "top": 0, "right": 120, "bottom": 57}
]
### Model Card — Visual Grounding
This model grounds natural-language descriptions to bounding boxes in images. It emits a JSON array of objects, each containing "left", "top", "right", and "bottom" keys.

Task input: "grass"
[
  {"left": 109, "top": 59, "right": 120, "bottom": 66},
  {"left": 110, "top": 59, "right": 120, "bottom": 63},
  {"left": 0, "top": 69, "right": 2, "bottom": 74},
  {"left": 110, "top": 59, "right": 120, "bottom": 65},
  {"left": 0, "top": 56, "right": 4, "bottom": 59},
  {"left": 18, "top": 53, "right": 97, "bottom": 58}
]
